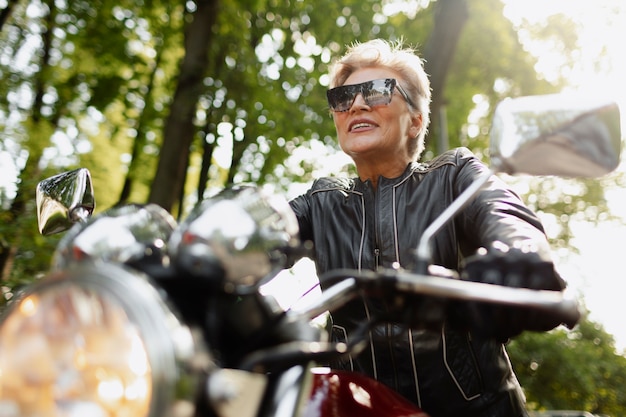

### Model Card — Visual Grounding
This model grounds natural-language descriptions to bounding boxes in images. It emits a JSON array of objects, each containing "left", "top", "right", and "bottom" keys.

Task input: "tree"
[
  {"left": 0, "top": 0, "right": 60, "bottom": 284},
  {"left": 142, "top": 0, "right": 547, "bottom": 218},
  {"left": 149, "top": 0, "right": 219, "bottom": 214},
  {"left": 508, "top": 315, "right": 626, "bottom": 415},
  {"left": 422, "top": 0, "right": 468, "bottom": 154},
  {"left": 0, "top": 0, "right": 187, "bottom": 285}
]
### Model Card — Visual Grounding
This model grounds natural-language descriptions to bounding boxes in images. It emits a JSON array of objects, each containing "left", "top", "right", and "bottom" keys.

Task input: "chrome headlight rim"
[{"left": 0, "top": 262, "right": 207, "bottom": 417}]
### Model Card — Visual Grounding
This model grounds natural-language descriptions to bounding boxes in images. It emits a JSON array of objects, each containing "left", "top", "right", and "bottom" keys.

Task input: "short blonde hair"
[{"left": 328, "top": 39, "right": 432, "bottom": 159}]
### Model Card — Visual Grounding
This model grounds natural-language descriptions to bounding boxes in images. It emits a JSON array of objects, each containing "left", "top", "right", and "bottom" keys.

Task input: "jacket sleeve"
[
  {"left": 289, "top": 187, "right": 314, "bottom": 244},
  {"left": 453, "top": 149, "right": 547, "bottom": 255},
  {"left": 288, "top": 177, "right": 353, "bottom": 245},
  {"left": 452, "top": 147, "right": 565, "bottom": 290}
]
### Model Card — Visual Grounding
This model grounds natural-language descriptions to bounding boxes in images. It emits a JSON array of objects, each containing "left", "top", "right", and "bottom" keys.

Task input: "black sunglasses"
[{"left": 326, "top": 78, "right": 415, "bottom": 112}]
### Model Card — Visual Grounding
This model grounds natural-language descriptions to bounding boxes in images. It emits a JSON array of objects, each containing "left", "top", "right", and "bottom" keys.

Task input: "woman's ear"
[{"left": 410, "top": 113, "right": 423, "bottom": 138}]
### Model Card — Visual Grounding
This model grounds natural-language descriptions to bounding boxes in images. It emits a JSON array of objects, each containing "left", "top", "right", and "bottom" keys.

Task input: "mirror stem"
[
  {"left": 70, "top": 206, "right": 93, "bottom": 223},
  {"left": 415, "top": 169, "right": 494, "bottom": 271}
]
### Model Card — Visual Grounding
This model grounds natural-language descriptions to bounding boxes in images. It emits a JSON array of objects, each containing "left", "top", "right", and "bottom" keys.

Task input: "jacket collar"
[{"left": 353, "top": 162, "right": 420, "bottom": 191}]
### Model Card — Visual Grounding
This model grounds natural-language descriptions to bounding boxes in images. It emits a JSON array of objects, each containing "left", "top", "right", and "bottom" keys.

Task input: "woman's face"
[{"left": 332, "top": 67, "right": 422, "bottom": 168}]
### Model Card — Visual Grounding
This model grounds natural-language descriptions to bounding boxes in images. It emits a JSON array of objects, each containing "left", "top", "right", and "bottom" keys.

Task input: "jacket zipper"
[
  {"left": 374, "top": 247, "right": 380, "bottom": 269},
  {"left": 373, "top": 183, "right": 382, "bottom": 270}
]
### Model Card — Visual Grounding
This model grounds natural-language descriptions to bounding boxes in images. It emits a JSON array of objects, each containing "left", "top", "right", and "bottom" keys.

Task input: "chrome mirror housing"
[
  {"left": 490, "top": 93, "right": 621, "bottom": 177},
  {"left": 36, "top": 168, "right": 96, "bottom": 235},
  {"left": 169, "top": 185, "right": 300, "bottom": 292}
]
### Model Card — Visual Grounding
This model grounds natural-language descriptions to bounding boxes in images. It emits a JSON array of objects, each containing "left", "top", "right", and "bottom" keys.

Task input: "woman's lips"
[{"left": 349, "top": 119, "right": 378, "bottom": 132}]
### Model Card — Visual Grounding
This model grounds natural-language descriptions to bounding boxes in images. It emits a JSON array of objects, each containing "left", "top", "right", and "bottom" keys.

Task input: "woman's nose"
[{"left": 349, "top": 93, "right": 369, "bottom": 111}]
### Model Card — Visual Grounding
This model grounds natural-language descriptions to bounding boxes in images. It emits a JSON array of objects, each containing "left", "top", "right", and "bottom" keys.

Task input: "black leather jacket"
[{"left": 289, "top": 148, "right": 560, "bottom": 417}]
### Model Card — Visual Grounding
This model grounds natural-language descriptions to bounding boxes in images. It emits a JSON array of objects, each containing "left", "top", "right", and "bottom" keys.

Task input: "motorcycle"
[{"left": 0, "top": 93, "right": 620, "bottom": 417}]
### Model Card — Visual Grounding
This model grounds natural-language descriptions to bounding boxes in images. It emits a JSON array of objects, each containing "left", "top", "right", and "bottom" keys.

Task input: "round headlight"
[{"left": 0, "top": 263, "right": 206, "bottom": 417}]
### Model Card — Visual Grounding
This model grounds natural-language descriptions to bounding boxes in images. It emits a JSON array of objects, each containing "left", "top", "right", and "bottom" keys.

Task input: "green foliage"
[
  {"left": 508, "top": 316, "right": 626, "bottom": 415},
  {"left": 0, "top": 0, "right": 186, "bottom": 284},
  {"left": 0, "top": 211, "right": 61, "bottom": 310},
  {"left": 436, "top": 0, "right": 556, "bottom": 157},
  {"left": 515, "top": 174, "right": 624, "bottom": 250}
]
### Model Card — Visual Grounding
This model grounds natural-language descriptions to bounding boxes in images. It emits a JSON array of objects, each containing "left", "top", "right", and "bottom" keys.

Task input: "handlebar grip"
[
  {"left": 313, "top": 268, "right": 581, "bottom": 330},
  {"left": 534, "top": 294, "right": 580, "bottom": 329},
  {"left": 391, "top": 270, "right": 581, "bottom": 329}
]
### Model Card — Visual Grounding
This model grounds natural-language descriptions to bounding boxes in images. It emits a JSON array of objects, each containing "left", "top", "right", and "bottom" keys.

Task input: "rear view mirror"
[
  {"left": 36, "top": 168, "right": 95, "bottom": 235},
  {"left": 490, "top": 93, "right": 621, "bottom": 177}
]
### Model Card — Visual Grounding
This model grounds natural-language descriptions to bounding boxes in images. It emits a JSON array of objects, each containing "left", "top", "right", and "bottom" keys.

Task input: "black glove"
[{"left": 454, "top": 243, "right": 566, "bottom": 342}]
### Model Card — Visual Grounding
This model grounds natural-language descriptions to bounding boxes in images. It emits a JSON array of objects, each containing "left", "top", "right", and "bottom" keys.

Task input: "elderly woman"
[{"left": 289, "top": 39, "right": 564, "bottom": 417}]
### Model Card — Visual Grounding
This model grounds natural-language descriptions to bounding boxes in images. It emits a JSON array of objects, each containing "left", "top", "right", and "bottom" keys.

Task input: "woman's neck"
[{"left": 355, "top": 159, "right": 412, "bottom": 190}]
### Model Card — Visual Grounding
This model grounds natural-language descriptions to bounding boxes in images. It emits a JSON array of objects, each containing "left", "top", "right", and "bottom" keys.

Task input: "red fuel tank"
[{"left": 304, "top": 367, "right": 430, "bottom": 417}]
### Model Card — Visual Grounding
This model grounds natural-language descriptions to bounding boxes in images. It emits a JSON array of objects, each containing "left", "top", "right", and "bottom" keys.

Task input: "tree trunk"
[
  {"left": 0, "top": 0, "right": 21, "bottom": 33},
  {"left": 148, "top": 0, "right": 219, "bottom": 214},
  {"left": 197, "top": 122, "right": 216, "bottom": 202},
  {"left": 423, "top": 0, "right": 469, "bottom": 154},
  {"left": 117, "top": 50, "right": 163, "bottom": 206}
]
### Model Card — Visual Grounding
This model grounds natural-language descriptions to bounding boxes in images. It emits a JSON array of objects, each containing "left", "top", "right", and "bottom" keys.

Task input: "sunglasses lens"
[
  {"left": 327, "top": 85, "right": 355, "bottom": 112},
  {"left": 364, "top": 79, "right": 394, "bottom": 107},
  {"left": 327, "top": 79, "right": 395, "bottom": 112}
]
